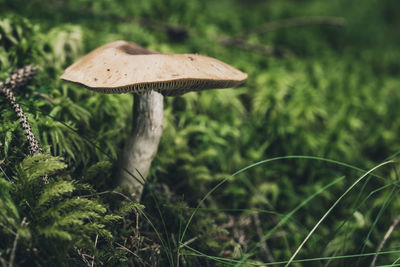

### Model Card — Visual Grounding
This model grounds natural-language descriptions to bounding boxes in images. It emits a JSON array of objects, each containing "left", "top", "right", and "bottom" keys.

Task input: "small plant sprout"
[{"left": 61, "top": 40, "right": 247, "bottom": 201}]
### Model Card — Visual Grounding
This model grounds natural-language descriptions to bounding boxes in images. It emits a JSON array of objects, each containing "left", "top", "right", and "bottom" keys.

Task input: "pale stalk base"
[{"left": 119, "top": 91, "right": 163, "bottom": 201}]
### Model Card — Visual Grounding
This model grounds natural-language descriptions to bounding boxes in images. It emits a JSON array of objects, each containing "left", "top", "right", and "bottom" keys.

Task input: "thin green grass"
[
  {"left": 178, "top": 156, "right": 396, "bottom": 266},
  {"left": 150, "top": 190, "right": 175, "bottom": 266},
  {"left": 357, "top": 186, "right": 398, "bottom": 265},
  {"left": 181, "top": 247, "right": 400, "bottom": 266},
  {"left": 323, "top": 180, "right": 400, "bottom": 267},
  {"left": 180, "top": 155, "right": 390, "bottom": 241},
  {"left": 285, "top": 160, "right": 393, "bottom": 266}
]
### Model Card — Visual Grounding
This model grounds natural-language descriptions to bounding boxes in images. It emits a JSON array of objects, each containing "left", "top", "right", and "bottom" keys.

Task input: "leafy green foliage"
[
  {"left": 1, "top": 0, "right": 400, "bottom": 266},
  {"left": 0, "top": 154, "right": 113, "bottom": 266}
]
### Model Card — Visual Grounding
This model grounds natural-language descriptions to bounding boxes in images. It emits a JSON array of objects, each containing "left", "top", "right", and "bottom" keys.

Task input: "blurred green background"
[{"left": 1, "top": 0, "right": 400, "bottom": 266}]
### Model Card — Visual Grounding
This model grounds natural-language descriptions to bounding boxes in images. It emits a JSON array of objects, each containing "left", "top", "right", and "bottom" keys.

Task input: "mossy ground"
[{"left": 1, "top": 0, "right": 400, "bottom": 266}]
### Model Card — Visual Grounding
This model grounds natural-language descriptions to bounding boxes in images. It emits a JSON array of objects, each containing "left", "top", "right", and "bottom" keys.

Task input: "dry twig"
[
  {"left": 0, "top": 256, "right": 6, "bottom": 267},
  {"left": 179, "top": 236, "right": 198, "bottom": 249},
  {"left": 91, "top": 235, "right": 98, "bottom": 267},
  {"left": 32, "top": 91, "right": 55, "bottom": 104},
  {"left": 370, "top": 214, "right": 400, "bottom": 267},
  {"left": 115, "top": 242, "right": 145, "bottom": 265},
  {"left": 0, "top": 162, "right": 11, "bottom": 182},
  {"left": 9, "top": 217, "right": 27, "bottom": 267},
  {"left": 220, "top": 16, "right": 346, "bottom": 58},
  {"left": 237, "top": 16, "right": 347, "bottom": 39},
  {"left": 252, "top": 213, "right": 275, "bottom": 265},
  {"left": 219, "top": 38, "right": 289, "bottom": 58},
  {"left": 76, "top": 247, "right": 92, "bottom": 267}
]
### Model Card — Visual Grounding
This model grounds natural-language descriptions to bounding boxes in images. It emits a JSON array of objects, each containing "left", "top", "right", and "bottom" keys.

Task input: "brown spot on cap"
[{"left": 118, "top": 43, "right": 158, "bottom": 55}]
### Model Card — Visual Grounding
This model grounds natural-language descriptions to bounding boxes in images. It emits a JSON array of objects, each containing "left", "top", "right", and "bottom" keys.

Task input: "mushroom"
[{"left": 61, "top": 40, "right": 247, "bottom": 200}]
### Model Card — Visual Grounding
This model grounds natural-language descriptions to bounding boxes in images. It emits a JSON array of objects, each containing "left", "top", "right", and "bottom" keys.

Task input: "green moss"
[{"left": 0, "top": 1, "right": 400, "bottom": 265}]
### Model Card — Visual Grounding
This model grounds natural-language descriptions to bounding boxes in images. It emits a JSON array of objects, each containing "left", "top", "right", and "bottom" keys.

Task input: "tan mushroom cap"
[{"left": 60, "top": 40, "right": 247, "bottom": 96}]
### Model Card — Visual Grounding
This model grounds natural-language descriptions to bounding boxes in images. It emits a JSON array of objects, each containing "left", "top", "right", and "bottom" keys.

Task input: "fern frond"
[
  {"left": 103, "top": 214, "right": 123, "bottom": 224},
  {"left": 0, "top": 179, "right": 20, "bottom": 231},
  {"left": 37, "top": 181, "right": 75, "bottom": 206},
  {"left": 118, "top": 201, "right": 145, "bottom": 216},
  {"left": 14, "top": 154, "right": 66, "bottom": 183},
  {"left": 55, "top": 197, "right": 107, "bottom": 214},
  {"left": 39, "top": 226, "right": 72, "bottom": 241}
]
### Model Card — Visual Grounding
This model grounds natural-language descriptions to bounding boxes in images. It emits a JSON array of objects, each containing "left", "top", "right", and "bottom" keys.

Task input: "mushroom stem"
[{"left": 119, "top": 90, "right": 164, "bottom": 200}]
